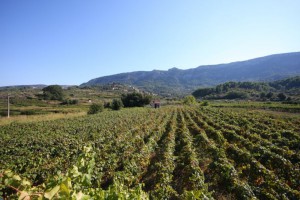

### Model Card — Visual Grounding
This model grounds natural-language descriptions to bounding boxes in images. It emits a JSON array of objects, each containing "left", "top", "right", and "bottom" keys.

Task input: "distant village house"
[{"left": 153, "top": 99, "right": 160, "bottom": 108}]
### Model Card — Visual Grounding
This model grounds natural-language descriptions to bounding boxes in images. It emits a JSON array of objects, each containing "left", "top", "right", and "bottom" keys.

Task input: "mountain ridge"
[{"left": 82, "top": 52, "right": 300, "bottom": 96}]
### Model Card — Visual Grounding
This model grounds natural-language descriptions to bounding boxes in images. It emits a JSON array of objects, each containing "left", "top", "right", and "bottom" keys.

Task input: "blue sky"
[{"left": 1, "top": 0, "right": 300, "bottom": 86}]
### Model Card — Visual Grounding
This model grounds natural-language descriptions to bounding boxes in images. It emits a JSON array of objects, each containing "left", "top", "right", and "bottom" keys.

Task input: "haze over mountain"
[{"left": 82, "top": 52, "right": 300, "bottom": 95}]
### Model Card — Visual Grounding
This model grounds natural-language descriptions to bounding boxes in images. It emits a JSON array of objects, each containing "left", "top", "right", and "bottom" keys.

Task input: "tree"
[
  {"left": 266, "top": 92, "right": 274, "bottom": 99},
  {"left": 121, "top": 92, "right": 151, "bottom": 107},
  {"left": 111, "top": 99, "right": 124, "bottom": 110},
  {"left": 260, "top": 92, "right": 266, "bottom": 98},
  {"left": 277, "top": 93, "right": 287, "bottom": 101},
  {"left": 42, "top": 85, "right": 64, "bottom": 101},
  {"left": 183, "top": 95, "right": 197, "bottom": 105},
  {"left": 88, "top": 103, "right": 104, "bottom": 114},
  {"left": 224, "top": 91, "right": 248, "bottom": 99},
  {"left": 192, "top": 88, "right": 215, "bottom": 98}
]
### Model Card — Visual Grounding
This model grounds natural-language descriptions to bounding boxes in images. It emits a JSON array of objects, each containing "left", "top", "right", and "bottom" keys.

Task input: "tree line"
[{"left": 192, "top": 76, "right": 300, "bottom": 101}]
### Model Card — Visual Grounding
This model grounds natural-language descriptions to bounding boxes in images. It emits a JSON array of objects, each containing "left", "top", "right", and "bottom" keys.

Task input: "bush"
[
  {"left": 20, "top": 110, "right": 36, "bottom": 115},
  {"left": 266, "top": 92, "right": 274, "bottom": 99},
  {"left": 88, "top": 103, "right": 104, "bottom": 114},
  {"left": 104, "top": 102, "right": 111, "bottom": 108},
  {"left": 111, "top": 99, "right": 124, "bottom": 110},
  {"left": 61, "top": 99, "right": 78, "bottom": 105},
  {"left": 183, "top": 95, "right": 197, "bottom": 105},
  {"left": 121, "top": 92, "right": 151, "bottom": 107},
  {"left": 260, "top": 92, "right": 266, "bottom": 98},
  {"left": 277, "top": 93, "right": 287, "bottom": 101},
  {"left": 201, "top": 101, "right": 209, "bottom": 106},
  {"left": 224, "top": 91, "right": 248, "bottom": 99},
  {"left": 42, "top": 85, "right": 64, "bottom": 101}
]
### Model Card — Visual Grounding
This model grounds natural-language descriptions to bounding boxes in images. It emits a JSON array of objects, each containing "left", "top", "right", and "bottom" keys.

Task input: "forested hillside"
[{"left": 192, "top": 76, "right": 300, "bottom": 101}]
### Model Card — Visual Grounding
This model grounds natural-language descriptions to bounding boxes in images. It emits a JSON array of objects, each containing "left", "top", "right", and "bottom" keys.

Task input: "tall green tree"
[{"left": 42, "top": 85, "right": 64, "bottom": 101}]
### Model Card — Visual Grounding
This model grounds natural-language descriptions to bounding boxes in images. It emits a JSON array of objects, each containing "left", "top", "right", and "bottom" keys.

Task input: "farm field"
[{"left": 1, "top": 106, "right": 300, "bottom": 199}]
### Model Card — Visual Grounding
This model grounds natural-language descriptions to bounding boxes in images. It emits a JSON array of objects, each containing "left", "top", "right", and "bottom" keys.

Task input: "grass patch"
[{"left": 0, "top": 111, "right": 86, "bottom": 126}]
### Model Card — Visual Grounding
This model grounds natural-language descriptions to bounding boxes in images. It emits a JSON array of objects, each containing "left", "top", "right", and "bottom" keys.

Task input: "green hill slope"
[
  {"left": 81, "top": 52, "right": 300, "bottom": 95},
  {"left": 192, "top": 76, "right": 300, "bottom": 101}
]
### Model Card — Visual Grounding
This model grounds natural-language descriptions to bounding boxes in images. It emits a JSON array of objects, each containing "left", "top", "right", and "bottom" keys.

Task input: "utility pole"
[{"left": 7, "top": 94, "right": 10, "bottom": 118}]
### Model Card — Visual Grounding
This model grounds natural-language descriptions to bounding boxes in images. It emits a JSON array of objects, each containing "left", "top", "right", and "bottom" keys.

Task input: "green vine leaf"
[{"left": 44, "top": 185, "right": 60, "bottom": 199}]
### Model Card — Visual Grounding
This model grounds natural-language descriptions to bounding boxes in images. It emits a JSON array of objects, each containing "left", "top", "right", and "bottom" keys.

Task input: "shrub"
[
  {"left": 277, "top": 93, "right": 287, "bottom": 101},
  {"left": 260, "top": 92, "right": 266, "bottom": 98},
  {"left": 266, "top": 92, "right": 274, "bottom": 99},
  {"left": 71, "top": 99, "right": 78, "bottom": 104},
  {"left": 61, "top": 99, "right": 78, "bottom": 105},
  {"left": 42, "top": 85, "right": 64, "bottom": 101},
  {"left": 20, "top": 110, "right": 36, "bottom": 115},
  {"left": 104, "top": 102, "right": 111, "bottom": 108},
  {"left": 183, "top": 95, "right": 197, "bottom": 105},
  {"left": 224, "top": 91, "right": 248, "bottom": 99},
  {"left": 88, "top": 103, "right": 104, "bottom": 114},
  {"left": 201, "top": 101, "right": 209, "bottom": 106},
  {"left": 111, "top": 99, "right": 124, "bottom": 110}
]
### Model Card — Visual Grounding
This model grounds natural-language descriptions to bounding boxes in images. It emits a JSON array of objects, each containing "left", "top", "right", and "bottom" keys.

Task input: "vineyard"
[{"left": 1, "top": 106, "right": 300, "bottom": 199}]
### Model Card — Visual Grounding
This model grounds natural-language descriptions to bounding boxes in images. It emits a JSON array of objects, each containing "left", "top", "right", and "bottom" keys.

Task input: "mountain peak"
[{"left": 168, "top": 67, "right": 181, "bottom": 71}]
